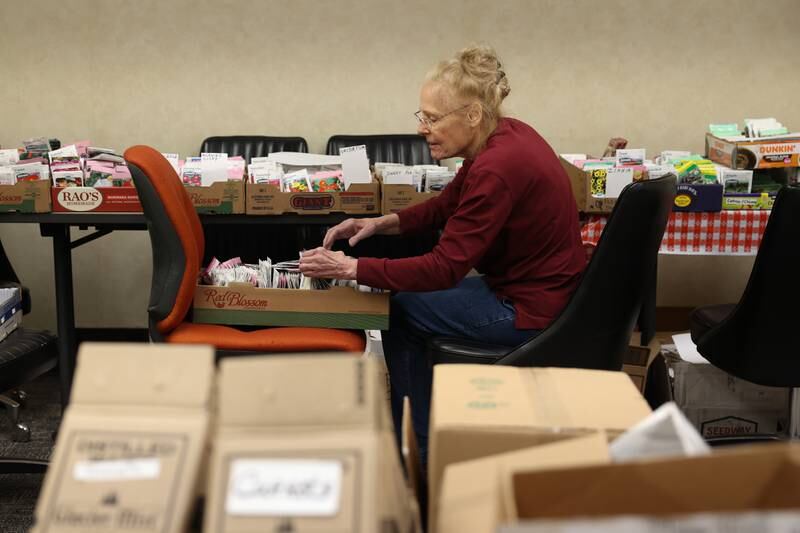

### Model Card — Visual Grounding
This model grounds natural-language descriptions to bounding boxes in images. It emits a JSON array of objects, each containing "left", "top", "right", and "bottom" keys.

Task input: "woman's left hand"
[{"left": 299, "top": 247, "right": 358, "bottom": 280}]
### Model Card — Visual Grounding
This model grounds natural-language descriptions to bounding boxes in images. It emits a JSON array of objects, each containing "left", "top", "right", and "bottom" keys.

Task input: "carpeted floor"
[{"left": 0, "top": 371, "right": 61, "bottom": 533}]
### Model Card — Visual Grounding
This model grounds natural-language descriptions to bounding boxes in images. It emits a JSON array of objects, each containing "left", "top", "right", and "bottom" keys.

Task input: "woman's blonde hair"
[{"left": 427, "top": 44, "right": 510, "bottom": 125}]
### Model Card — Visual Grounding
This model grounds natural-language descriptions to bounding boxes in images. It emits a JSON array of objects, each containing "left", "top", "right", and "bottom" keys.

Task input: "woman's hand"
[
  {"left": 323, "top": 216, "right": 390, "bottom": 249},
  {"left": 299, "top": 248, "right": 358, "bottom": 280}
]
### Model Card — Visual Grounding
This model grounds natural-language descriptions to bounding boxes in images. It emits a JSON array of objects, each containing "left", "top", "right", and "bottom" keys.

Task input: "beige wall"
[{"left": 0, "top": 0, "right": 796, "bottom": 329}]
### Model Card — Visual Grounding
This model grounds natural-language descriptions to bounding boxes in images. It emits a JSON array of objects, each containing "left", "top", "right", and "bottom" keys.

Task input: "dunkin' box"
[
  {"left": 706, "top": 133, "right": 800, "bottom": 170},
  {"left": 0, "top": 179, "right": 51, "bottom": 213},
  {"left": 245, "top": 181, "right": 380, "bottom": 215},
  {"left": 185, "top": 180, "right": 245, "bottom": 214},
  {"left": 193, "top": 282, "right": 389, "bottom": 330},
  {"left": 32, "top": 343, "right": 215, "bottom": 533},
  {"left": 51, "top": 186, "right": 142, "bottom": 212},
  {"left": 204, "top": 354, "right": 417, "bottom": 533}
]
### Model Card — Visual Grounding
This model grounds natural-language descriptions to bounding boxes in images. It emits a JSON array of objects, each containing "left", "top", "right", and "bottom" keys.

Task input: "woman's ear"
[{"left": 466, "top": 103, "right": 482, "bottom": 127}]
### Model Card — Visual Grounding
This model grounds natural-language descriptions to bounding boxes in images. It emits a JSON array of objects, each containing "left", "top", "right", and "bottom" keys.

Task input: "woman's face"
[{"left": 417, "top": 82, "right": 479, "bottom": 160}]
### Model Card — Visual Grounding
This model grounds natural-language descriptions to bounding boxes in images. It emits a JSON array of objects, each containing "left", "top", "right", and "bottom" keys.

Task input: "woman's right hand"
[{"left": 323, "top": 218, "right": 379, "bottom": 249}]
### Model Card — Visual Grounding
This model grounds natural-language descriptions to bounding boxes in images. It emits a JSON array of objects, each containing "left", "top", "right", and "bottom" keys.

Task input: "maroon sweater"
[{"left": 357, "top": 117, "right": 586, "bottom": 329}]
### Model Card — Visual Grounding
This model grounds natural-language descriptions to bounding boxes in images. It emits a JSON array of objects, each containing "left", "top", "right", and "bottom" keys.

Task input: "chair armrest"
[{"left": 427, "top": 336, "right": 512, "bottom": 365}]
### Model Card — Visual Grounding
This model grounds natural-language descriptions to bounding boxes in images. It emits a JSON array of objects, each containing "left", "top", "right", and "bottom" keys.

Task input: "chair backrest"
[
  {"left": 498, "top": 175, "right": 676, "bottom": 370},
  {"left": 125, "top": 145, "right": 204, "bottom": 339},
  {"left": 695, "top": 186, "right": 800, "bottom": 387},
  {"left": 200, "top": 135, "right": 308, "bottom": 163},
  {"left": 325, "top": 134, "right": 437, "bottom": 165}
]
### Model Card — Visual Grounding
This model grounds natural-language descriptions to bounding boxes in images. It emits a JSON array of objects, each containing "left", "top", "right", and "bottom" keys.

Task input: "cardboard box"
[
  {"left": 560, "top": 158, "right": 645, "bottom": 214},
  {"left": 0, "top": 180, "right": 51, "bottom": 213},
  {"left": 437, "top": 433, "right": 610, "bottom": 533},
  {"left": 204, "top": 354, "right": 417, "bottom": 533},
  {"left": 502, "top": 511, "right": 800, "bottom": 533},
  {"left": 245, "top": 181, "right": 380, "bottom": 215},
  {"left": 51, "top": 186, "right": 142, "bottom": 212},
  {"left": 673, "top": 183, "right": 723, "bottom": 212},
  {"left": 623, "top": 333, "right": 660, "bottom": 393},
  {"left": 505, "top": 443, "right": 800, "bottom": 526},
  {"left": 192, "top": 283, "right": 389, "bottom": 330},
  {"left": 381, "top": 183, "right": 440, "bottom": 214},
  {"left": 32, "top": 342, "right": 215, "bottom": 533},
  {"left": 0, "top": 287, "right": 22, "bottom": 342},
  {"left": 185, "top": 180, "right": 245, "bottom": 214},
  {"left": 428, "top": 365, "right": 652, "bottom": 533},
  {"left": 666, "top": 352, "right": 790, "bottom": 438},
  {"left": 706, "top": 132, "right": 800, "bottom": 170}
]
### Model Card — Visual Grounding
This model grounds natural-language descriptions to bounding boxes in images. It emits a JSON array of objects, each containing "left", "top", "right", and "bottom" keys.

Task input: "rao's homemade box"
[
  {"left": 193, "top": 283, "right": 389, "bottom": 330},
  {"left": 706, "top": 133, "right": 800, "bottom": 170},
  {"left": 51, "top": 186, "right": 142, "bottom": 212},
  {"left": 0, "top": 180, "right": 51, "bottom": 213},
  {"left": 246, "top": 181, "right": 380, "bottom": 215},
  {"left": 204, "top": 355, "right": 418, "bottom": 533},
  {"left": 185, "top": 181, "right": 245, "bottom": 214}
]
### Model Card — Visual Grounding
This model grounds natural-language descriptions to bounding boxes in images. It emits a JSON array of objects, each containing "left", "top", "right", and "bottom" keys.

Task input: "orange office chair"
[{"left": 124, "top": 145, "right": 365, "bottom": 354}]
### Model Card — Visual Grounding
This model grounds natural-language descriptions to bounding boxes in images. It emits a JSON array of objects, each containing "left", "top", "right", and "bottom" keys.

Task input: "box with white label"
[
  {"left": 559, "top": 158, "right": 646, "bottom": 214},
  {"left": 664, "top": 343, "right": 789, "bottom": 438},
  {"left": 205, "top": 354, "right": 418, "bottom": 533},
  {"left": 0, "top": 287, "right": 22, "bottom": 342},
  {"left": 32, "top": 343, "right": 214, "bottom": 533}
]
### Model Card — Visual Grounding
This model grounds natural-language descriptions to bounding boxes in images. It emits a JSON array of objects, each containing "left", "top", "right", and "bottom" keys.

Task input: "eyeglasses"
[{"left": 414, "top": 104, "right": 471, "bottom": 129}]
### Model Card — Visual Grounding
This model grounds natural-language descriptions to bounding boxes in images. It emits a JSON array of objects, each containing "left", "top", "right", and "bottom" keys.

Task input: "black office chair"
[
  {"left": 689, "top": 186, "right": 800, "bottom": 387},
  {"left": 198, "top": 135, "right": 310, "bottom": 264},
  {"left": 199, "top": 135, "right": 308, "bottom": 163},
  {"left": 427, "top": 175, "right": 676, "bottom": 370},
  {"left": 325, "top": 134, "right": 437, "bottom": 165},
  {"left": 0, "top": 238, "right": 57, "bottom": 474}
]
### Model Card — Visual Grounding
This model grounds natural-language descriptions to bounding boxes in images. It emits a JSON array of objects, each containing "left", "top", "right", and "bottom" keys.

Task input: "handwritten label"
[
  {"left": 340, "top": 145, "right": 372, "bottom": 188},
  {"left": 225, "top": 459, "right": 342, "bottom": 516},
  {"left": 604, "top": 167, "right": 635, "bottom": 198},
  {"left": 73, "top": 458, "right": 161, "bottom": 482}
]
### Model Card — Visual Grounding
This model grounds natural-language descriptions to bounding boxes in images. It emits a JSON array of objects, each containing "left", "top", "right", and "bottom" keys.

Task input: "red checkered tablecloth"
[{"left": 581, "top": 210, "right": 771, "bottom": 255}]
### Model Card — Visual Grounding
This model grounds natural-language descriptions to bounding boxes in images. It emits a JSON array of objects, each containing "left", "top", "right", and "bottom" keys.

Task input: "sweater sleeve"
[{"left": 358, "top": 171, "right": 512, "bottom": 291}]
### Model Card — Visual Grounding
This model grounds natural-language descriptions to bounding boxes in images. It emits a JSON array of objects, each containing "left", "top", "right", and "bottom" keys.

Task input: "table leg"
[{"left": 42, "top": 224, "right": 76, "bottom": 407}]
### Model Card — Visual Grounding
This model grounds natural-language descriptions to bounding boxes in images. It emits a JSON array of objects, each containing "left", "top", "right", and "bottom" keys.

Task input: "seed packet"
[
  {"left": 0, "top": 149, "right": 19, "bottom": 166},
  {"left": 424, "top": 169, "right": 455, "bottom": 192},
  {"left": 282, "top": 169, "right": 311, "bottom": 192},
  {"left": 310, "top": 171, "right": 344, "bottom": 192},
  {"left": 52, "top": 170, "right": 83, "bottom": 187},
  {"left": 12, "top": 163, "right": 48, "bottom": 182},
  {"left": 0, "top": 167, "right": 14, "bottom": 185}
]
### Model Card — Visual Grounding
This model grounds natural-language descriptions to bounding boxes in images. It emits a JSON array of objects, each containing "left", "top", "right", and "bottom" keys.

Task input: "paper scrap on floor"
[{"left": 672, "top": 332, "right": 709, "bottom": 364}]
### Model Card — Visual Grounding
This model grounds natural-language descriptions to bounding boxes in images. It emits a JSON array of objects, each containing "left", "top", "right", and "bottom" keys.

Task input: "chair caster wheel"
[
  {"left": 9, "top": 390, "right": 27, "bottom": 408},
  {"left": 12, "top": 423, "right": 31, "bottom": 443}
]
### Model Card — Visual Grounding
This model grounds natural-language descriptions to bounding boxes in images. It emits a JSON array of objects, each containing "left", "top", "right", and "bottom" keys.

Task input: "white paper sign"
[
  {"left": 0, "top": 149, "right": 19, "bottom": 166},
  {"left": 225, "top": 459, "right": 342, "bottom": 517},
  {"left": 161, "top": 153, "right": 180, "bottom": 173},
  {"left": 200, "top": 159, "right": 228, "bottom": 186},
  {"left": 604, "top": 167, "right": 635, "bottom": 198},
  {"left": 73, "top": 458, "right": 161, "bottom": 482},
  {"left": 382, "top": 167, "right": 415, "bottom": 185},
  {"left": 644, "top": 164, "right": 676, "bottom": 180},
  {"left": 339, "top": 145, "right": 372, "bottom": 188}
]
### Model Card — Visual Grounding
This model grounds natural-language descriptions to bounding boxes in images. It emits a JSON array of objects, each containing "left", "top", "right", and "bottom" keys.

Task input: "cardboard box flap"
[
  {"left": 218, "top": 354, "right": 382, "bottom": 428},
  {"left": 512, "top": 443, "right": 800, "bottom": 521},
  {"left": 438, "top": 433, "right": 610, "bottom": 533},
  {"left": 432, "top": 366, "right": 650, "bottom": 435},
  {"left": 70, "top": 342, "right": 214, "bottom": 408}
]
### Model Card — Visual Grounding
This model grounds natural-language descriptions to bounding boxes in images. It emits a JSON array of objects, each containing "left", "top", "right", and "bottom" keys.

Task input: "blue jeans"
[{"left": 381, "top": 276, "right": 540, "bottom": 471}]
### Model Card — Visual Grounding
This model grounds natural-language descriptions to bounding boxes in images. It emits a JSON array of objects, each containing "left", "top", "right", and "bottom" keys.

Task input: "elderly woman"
[{"left": 299, "top": 45, "right": 586, "bottom": 466}]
